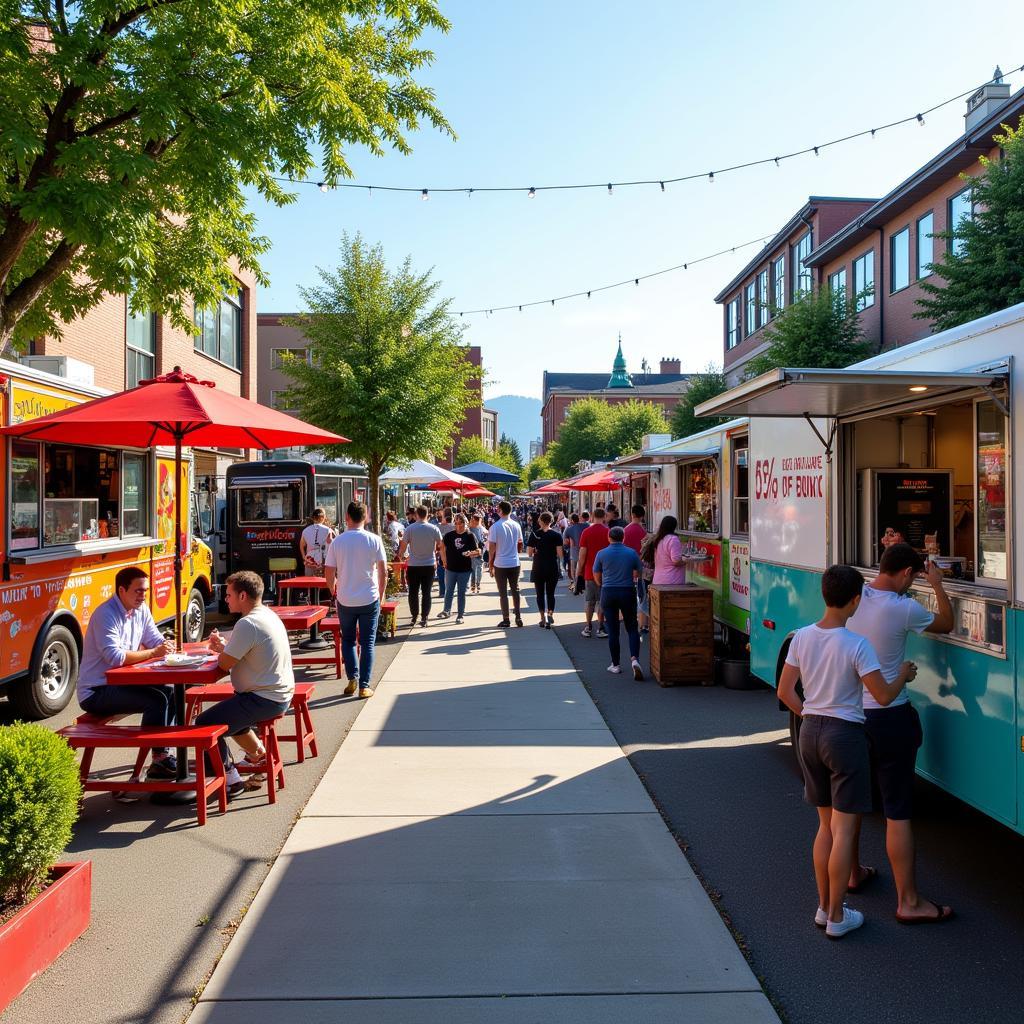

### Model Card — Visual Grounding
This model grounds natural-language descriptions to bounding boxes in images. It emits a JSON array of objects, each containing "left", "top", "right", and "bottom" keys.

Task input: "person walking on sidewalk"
[
  {"left": 846, "top": 543, "right": 955, "bottom": 924},
  {"left": 468, "top": 513, "right": 488, "bottom": 594},
  {"left": 593, "top": 526, "right": 644, "bottom": 679},
  {"left": 527, "top": 511, "right": 563, "bottom": 629},
  {"left": 623, "top": 504, "right": 649, "bottom": 635},
  {"left": 577, "top": 507, "right": 610, "bottom": 638},
  {"left": 646, "top": 515, "right": 686, "bottom": 586},
  {"left": 777, "top": 565, "right": 915, "bottom": 939},
  {"left": 488, "top": 499, "right": 524, "bottom": 628},
  {"left": 398, "top": 505, "right": 442, "bottom": 627},
  {"left": 439, "top": 514, "right": 481, "bottom": 624},
  {"left": 565, "top": 510, "right": 588, "bottom": 591},
  {"left": 436, "top": 507, "right": 455, "bottom": 598},
  {"left": 324, "top": 501, "right": 388, "bottom": 698}
]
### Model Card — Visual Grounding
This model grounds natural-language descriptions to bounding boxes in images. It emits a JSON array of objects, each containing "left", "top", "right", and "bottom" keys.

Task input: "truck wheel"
[
  {"left": 788, "top": 710, "right": 807, "bottom": 777},
  {"left": 183, "top": 588, "right": 207, "bottom": 643},
  {"left": 9, "top": 624, "right": 79, "bottom": 720}
]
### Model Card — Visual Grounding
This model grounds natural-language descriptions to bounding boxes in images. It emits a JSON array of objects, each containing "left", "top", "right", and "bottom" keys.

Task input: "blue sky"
[{"left": 253, "top": 1, "right": 1024, "bottom": 404}]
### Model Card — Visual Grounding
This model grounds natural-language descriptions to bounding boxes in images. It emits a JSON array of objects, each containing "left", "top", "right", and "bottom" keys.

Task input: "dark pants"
[
  {"left": 80, "top": 684, "right": 175, "bottom": 758},
  {"left": 337, "top": 600, "right": 380, "bottom": 685},
  {"left": 195, "top": 691, "right": 289, "bottom": 773},
  {"left": 534, "top": 575, "right": 558, "bottom": 615},
  {"left": 601, "top": 586, "right": 640, "bottom": 665},
  {"left": 406, "top": 565, "right": 435, "bottom": 621},
  {"left": 493, "top": 565, "right": 522, "bottom": 620}
]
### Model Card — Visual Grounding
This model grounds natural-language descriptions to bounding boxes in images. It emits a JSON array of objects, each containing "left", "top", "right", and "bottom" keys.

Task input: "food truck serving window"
[
  {"left": 10, "top": 442, "right": 150, "bottom": 549},
  {"left": 682, "top": 458, "right": 719, "bottom": 535},
  {"left": 237, "top": 482, "right": 303, "bottom": 525},
  {"left": 732, "top": 438, "right": 749, "bottom": 536}
]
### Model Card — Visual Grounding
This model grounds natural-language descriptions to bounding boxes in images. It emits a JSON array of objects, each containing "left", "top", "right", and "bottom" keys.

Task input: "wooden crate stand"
[{"left": 649, "top": 584, "right": 714, "bottom": 686}]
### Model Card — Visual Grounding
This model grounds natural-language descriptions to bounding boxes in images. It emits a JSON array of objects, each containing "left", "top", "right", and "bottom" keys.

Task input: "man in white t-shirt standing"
[
  {"left": 324, "top": 501, "right": 388, "bottom": 698},
  {"left": 846, "top": 542, "right": 954, "bottom": 924},
  {"left": 487, "top": 500, "right": 524, "bottom": 628}
]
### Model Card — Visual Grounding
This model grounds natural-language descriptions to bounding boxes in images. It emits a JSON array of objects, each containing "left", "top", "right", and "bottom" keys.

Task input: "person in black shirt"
[
  {"left": 439, "top": 514, "right": 481, "bottom": 624},
  {"left": 527, "top": 511, "right": 564, "bottom": 629}
]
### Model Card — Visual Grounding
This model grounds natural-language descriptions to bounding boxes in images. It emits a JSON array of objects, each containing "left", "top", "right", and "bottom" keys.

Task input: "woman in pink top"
[{"left": 647, "top": 515, "right": 686, "bottom": 585}]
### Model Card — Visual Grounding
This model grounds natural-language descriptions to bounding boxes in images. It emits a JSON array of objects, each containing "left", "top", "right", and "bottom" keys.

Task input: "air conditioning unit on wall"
[{"left": 20, "top": 355, "right": 96, "bottom": 387}]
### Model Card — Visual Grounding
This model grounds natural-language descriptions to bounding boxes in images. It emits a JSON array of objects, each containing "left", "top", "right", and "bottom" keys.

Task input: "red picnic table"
[
  {"left": 271, "top": 604, "right": 336, "bottom": 672},
  {"left": 277, "top": 575, "right": 330, "bottom": 605}
]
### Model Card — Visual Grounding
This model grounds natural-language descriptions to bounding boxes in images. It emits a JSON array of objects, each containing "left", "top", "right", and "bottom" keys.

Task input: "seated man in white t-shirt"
[
  {"left": 201, "top": 571, "right": 295, "bottom": 800},
  {"left": 324, "top": 501, "right": 387, "bottom": 698},
  {"left": 846, "top": 543, "right": 954, "bottom": 924},
  {"left": 778, "top": 564, "right": 915, "bottom": 939}
]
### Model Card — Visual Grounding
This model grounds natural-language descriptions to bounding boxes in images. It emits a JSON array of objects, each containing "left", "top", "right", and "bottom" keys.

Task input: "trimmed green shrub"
[{"left": 0, "top": 723, "right": 82, "bottom": 907}]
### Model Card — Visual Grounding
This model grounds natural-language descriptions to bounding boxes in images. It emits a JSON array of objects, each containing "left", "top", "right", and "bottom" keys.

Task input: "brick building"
[
  {"left": 716, "top": 73, "right": 1022, "bottom": 380},
  {"left": 805, "top": 74, "right": 1020, "bottom": 351},
  {"left": 541, "top": 341, "right": 690, "bottom": 451},
  {"left": 26, "top": 263, "right": 258, "bottom": 481},
  {"left": 256, "top": 315, "right": 495, "bottom": 469},
  {"left": 714, "top": 197, "right": 877, "bottom": 385}
]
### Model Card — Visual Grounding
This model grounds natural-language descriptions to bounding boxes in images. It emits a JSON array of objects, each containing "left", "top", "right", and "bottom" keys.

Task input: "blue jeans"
[
  {"left": 436, "top": 558, "right": 446, "bottom": 597},
  {"left": 601, "top": 586, "right": 640, "bottom": 665},
  {"left": 337, "top": 600, "right": 380, "bottom": 685},
  {"left": 80, "top": 683, "right": 175, "bottom": 757},
  {"left": 195, "top": 690, "right": 289, "bottom": 772},
  {"left": 443, "top": 570, "right": 471, "bottom": 617},
  {"left": 470, "top": 557, "right": 483, "bottom": 589}
]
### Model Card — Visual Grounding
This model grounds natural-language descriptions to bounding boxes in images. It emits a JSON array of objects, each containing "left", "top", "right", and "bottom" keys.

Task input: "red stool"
[
  {"left": 76, "top": 712, "right": 148, "bottom": 778},
  {"left": 277, "top": 683, "right": 318, "bottom": 762},
  {"left": 235, "top": 715, "right": 286, "bottom": 804}
]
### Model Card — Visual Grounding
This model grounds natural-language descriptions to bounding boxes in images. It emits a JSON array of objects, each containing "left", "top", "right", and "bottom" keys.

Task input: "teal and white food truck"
[{"left": 696, "top": 302, "right": 1023, "bottom": 834}]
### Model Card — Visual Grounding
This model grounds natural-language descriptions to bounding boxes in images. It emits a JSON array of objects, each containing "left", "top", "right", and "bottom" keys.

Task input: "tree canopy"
[
  {"left": 670, "top": 364, "right": 729, "bottom": 439},
  {"left": 521, "top": 453, "right": 554, "bottom": 489},
  {"left": 0, "top": 2, "right": 452, "bottom": 352},
  {"left": 280, "top": 234, "right": 476, "bottom": 529},
  {"left": 915, "top": 119, "right": 1024, "bottom": 331},
  {"left": 744, "top": 283, "right": 871, "bottom": 378},
  {"left": 455, "top": 435, "right": 518, "bottom": 476},
  {"left": 546, "top": 398, "right": 668, "bottom": 477},
  {"left": 498, "top": 433, "right": 524, "bottom": 473}
]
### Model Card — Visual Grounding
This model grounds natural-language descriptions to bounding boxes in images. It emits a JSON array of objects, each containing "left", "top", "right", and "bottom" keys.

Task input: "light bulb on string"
[
  {"left": 421, "top": 189, "right": 429, "bottom": 201},
  {"left": 607, "top": 183, "right": 613, "bottom": 196},
  {"left": 659, "top": 181, "right": 665, "bottom": 192},
  {"left": 708, "top": 171, "right": 714, "bottom": 183},
  {"left": 318, "top": 182, "right": 329, "bottom": 193},
  {"left": 528, "top": 187, "right": 536, "bottom": 199},
  {"left": 917, "top": 113, "right": 925, "bottom": 126}
]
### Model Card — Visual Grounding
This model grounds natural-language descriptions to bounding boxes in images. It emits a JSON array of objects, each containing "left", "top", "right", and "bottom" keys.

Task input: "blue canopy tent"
[{"left": 453, "top": 460, "right": 520, "bottom": 483}]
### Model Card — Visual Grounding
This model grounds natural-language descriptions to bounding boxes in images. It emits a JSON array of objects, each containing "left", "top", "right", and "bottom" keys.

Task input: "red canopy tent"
[
  {"left": 1, "top": 368, "right": 347, "bottom": 790},
  {"left": 534, "top": 481, "right": 571, "bottom": 494},
  {"left": 568, "top": 469, "right": 626, "bottom": 491}
]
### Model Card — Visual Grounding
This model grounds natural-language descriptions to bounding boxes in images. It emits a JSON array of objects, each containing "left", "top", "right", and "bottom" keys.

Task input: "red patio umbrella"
[
  {"left": 534, "top": 481, "right": 571, "bottom": 493},
  {"left": 570, "top": 469, "right": 626, "bottom": 491},
  {"left": 1, "top": 367, "right": 347, "bottom": 792}
]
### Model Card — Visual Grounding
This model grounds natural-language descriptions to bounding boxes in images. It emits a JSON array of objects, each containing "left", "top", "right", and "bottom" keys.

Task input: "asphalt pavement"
[
  {"left": 1, "top": 615, "right": 407, "bottom": 1024},
  {"left": 548, "top": 577, "right": 1024, "bottom": 1024}
]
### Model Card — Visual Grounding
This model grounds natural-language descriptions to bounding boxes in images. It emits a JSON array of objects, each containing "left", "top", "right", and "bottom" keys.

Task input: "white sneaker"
[
  {"left": 814, "top": 906, "right": 828, "bottom": 928},
  {"left": 825, "top": 905, "right": 864, "bottom": 938},
  {"left": 607, "top": 664, "right": 621, "bottom": 674}
]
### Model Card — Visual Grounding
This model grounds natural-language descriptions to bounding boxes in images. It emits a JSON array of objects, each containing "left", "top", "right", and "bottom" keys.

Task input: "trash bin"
[{"left": 648, "top": 584, "right": 714, "bottom": 686}]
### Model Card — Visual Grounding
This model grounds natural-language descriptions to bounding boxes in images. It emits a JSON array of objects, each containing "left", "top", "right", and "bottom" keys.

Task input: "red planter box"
[{"left": 0, "top": 861, "right": 92, "bottom": 1014}]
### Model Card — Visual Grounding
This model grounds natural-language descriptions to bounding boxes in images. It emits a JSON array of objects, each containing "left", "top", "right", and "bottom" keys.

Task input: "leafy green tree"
[
  {"left": 281, "top": 234, "right": 476, "bottom": 530},
  {"left": 455, "top": 435, "right": 518, "bottom": 477},
  {"left": 605, "top": 399, "right": 669, "bottom": 456},
  {"left": 546, "top": 398, "right": 614, "bottom": 477},
  {"left": 521, "top": 453, "right": 554, "bottom": 488},
  {"left": 498, "top": 433, "right": 524, "bottom": 473},
  {"left": 0, "top": 3, "right": 452, "bottom": 353},
  {"left": 916, "top": 119, "right": 1024, "bottom": 331},
  {"left": 670, "top": 364, "right": 729, "bottom": 439},
  {"left": 745, "top": 284, "right": 871, "bottom": 378}
]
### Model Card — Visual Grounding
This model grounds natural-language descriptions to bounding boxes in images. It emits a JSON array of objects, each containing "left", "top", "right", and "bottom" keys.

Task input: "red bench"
[
  {"left": 184, "top": 682, "right": 319, "bottom": 762},
  {"left": 57, "top": 723, "right": 229, "bottom": 826}
]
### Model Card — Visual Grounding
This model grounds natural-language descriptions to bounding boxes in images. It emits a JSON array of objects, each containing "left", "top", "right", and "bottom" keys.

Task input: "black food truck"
[{"left": 225, "top": 460, "right": 369, "bottom": 598}]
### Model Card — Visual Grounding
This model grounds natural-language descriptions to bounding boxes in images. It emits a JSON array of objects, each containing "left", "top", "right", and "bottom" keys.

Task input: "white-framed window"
[
  {"left": 726, "top": 299, "right": 740, "bottom": 349},
  {"left": 916, "top": 212, "right": 934, "bottom": 279},
  {"left": 948, "top": 186, "right": 974, "bottom": 256},
  {"left": 853, "top": 250, "right": 875, "bottom": 311},
  {"left": 793, "top": 232, "right": 813, "bottom": 299},
  {"left": 745, "top": 283, "right": 757, "bottom": 335},
  {"left": 270, "top": 389, "right": 293, "bottom": 411},
  {"left": 126, "top": 304, "right": 155, "bottom": 389},
  {"left": 828, "top": 267, "right": 847, "bottom": 298},
  {"left": 772, "top": 254, "right": 785, "bottom": 313},
  {"left": 271, "top": 347, "right": 309, "bottom": 369},
  {"left": 890, "top": 227, "right": 910, "bottom": 292},
  {"left": 756, "top": 268, "right": 770, "bottom": 327},
  {"left": 194, "top": 289, "right": 244, "bottom": 369},
  {"left": 731, "top": 438, "right": 749, "bottom": 537}
]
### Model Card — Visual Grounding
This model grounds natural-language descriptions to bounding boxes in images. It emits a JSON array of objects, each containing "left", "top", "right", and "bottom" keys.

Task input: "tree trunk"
[{"left": 368, "top": 458, "right": 383, "bottom": 536}]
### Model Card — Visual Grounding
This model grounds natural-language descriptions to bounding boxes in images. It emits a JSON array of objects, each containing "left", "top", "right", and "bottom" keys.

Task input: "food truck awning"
[
  {"left": 614, "top": 447, "right": 718, "bottom": 469},
  {"left": 228, "top": 476, "right": 305, "bottom": 489},
  {"left": 694, "top": 367, "right": 1008, "bottom": 421}
]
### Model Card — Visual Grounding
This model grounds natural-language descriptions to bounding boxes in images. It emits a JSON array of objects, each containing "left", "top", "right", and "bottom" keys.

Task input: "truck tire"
[
  {"left": 9, "top": 623, "right": 79, "bottom": 720},
  {"left": 183, "top": 588, "right": 207, "bottom": 644}
]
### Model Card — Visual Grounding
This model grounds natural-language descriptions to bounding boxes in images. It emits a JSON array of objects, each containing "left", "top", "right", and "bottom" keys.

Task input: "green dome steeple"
[{"left": 607, "top": 333, "right": 633, "bottom": 388}]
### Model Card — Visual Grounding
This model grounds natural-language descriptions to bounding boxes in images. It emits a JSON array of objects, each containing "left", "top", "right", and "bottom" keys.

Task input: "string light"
[
  {"left": 455, "top": 232, "right": 774, "bottom": 316},
  {"left": 277, "top": 66, "right": 1020, "bottom": 200},
  {"left": 421, "top": 188, "right": 429, "bottom": 200}
]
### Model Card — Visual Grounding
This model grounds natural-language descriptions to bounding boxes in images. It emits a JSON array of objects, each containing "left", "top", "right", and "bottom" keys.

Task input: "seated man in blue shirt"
[
  {"left": 77, "top": 566, "right": 176, "bottom": 790},
  {"left": 592, "top": 526, "right": 644, "bottom": 681}
]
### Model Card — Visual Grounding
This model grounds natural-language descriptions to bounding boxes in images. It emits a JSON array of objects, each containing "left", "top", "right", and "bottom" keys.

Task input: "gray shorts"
[
  {"left": 798, "top": 715, "right": 871, "bottom": 814},
  {"left": 584, "top": 579, "right": 601, "bottom": 606}
]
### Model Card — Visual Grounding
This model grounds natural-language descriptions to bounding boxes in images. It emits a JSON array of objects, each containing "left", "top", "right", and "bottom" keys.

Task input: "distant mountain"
[{"left": 485, "top": 394, "right": 542, "bottom": 458}]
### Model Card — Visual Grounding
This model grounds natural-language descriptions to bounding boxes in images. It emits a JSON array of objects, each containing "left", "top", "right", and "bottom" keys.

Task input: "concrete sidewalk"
[{"left": 190, "top": 578, "right": 780, "bottom": 1023}]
